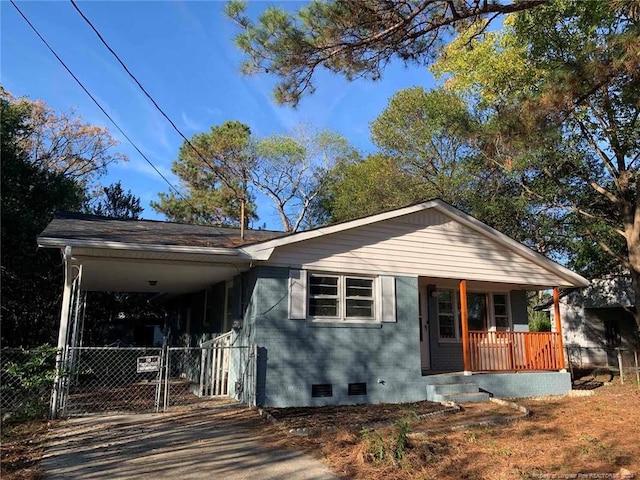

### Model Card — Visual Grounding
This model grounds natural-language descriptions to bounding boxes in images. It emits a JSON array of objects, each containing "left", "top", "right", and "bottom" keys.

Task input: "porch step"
[
  {"left": 427, "top": 382, "right": 479, "bottom": 396},
  {"left": 437, "top": 392, "right": 490, "bottom": 403},
  {"left": 426, "top": 380, "right": 489, "bottom": 403}
]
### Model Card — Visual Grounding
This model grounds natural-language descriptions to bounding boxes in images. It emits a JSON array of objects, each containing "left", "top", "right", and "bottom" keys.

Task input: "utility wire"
[
  {"left": 10, "top": 0, "right": 183, "bottom": 201},
  {"left": 11, "top": 1, "right": 238, "bottom": 242},
  {"left": 69, "top": 0, "right": 235, "bottom": 192}
]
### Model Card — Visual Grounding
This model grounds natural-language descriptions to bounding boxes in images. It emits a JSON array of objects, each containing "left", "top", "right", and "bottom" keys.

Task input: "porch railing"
[
  {"left": 199, "top": 331, "right": 233, "bottom": 397},
  {"left": 468, "top": 331, "right": 563, "bottom": 372}
]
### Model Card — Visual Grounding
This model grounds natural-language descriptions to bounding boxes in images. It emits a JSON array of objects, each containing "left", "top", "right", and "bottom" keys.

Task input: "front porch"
[{"left": 419, "top": 279, "right": 567, "bottom": 376}]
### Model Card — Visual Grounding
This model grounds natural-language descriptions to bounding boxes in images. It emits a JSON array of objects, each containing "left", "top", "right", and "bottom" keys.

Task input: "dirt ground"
[
  {"left": 1, "top": 420, "right": 50, "bottom": 480},
  {"left": 264, "top": 400, "right": 449, "bottom": 430},
  {"left": 2, "top": 381, "right": 639, "bottom": 480}
]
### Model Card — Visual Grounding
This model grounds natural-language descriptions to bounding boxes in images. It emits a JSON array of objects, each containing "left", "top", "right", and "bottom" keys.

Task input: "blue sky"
[{"left": 3, "top": 1, "right": 437, "bottom": 229}]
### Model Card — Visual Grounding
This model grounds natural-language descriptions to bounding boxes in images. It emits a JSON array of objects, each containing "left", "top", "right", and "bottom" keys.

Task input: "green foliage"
[
  {"left": 361, "top": 419, "right": 412, "bottom": 465},
  {"left": 1, "top": 89, "right": 86, "bottom": 347},
  {"left": 319, "top": 154, "right": 428, "bottom": 223},
  {"left": 2, "top": 345, "right": 57, "bottom": 422},
  {"left": 226, "top": 0, "right": 545, "bottom": 105},
  {"left": 89, "top": 181, "right": 143, "bottom": 219},
  {"left": 529, "top": 309, "right": 552, "bottom": 332},
  {"left": 151, "top": 121, "right": 257, "bottom": 226},
  {"left": 428, "top": 1, "right": 640, "bottom": 296}
]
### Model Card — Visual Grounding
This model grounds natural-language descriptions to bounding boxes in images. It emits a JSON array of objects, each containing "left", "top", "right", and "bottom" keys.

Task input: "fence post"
[
  {"left": 566, "top": 346, "right": 574, "bottom": 381},
  {"left": 635, "top": 350, "right": 639, "bottom": 387},
  {"left": 617, "top": 348, "right": 624, "bottom": 385}
]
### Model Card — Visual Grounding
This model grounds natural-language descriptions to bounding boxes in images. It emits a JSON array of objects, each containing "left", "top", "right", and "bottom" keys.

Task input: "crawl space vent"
[
  {"left": 348, "top": 382, "right": 367, "bottom": 396},
  {"left": 311, "top": 384, "right": 333, "bottom": 398}
]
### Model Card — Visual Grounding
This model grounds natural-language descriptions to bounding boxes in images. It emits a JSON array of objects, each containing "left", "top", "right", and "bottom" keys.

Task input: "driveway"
[{"left": 42, "top": 401, "right": 338, "bottom": 480}]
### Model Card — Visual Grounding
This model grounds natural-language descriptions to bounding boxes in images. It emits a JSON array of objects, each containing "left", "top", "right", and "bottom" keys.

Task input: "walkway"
[{"left": 42, "top": 401, "right": 338, "bottom": 480}]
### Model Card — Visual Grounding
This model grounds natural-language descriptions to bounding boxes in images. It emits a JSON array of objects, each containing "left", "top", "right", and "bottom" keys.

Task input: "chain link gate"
[{"left": 55, "top": 341, "right": 257, "bottom": 416}]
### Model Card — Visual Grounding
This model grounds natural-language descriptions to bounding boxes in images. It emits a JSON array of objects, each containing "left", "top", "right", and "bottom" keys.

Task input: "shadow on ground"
[{"left": 42, "top": 399, "right": 337, "bottom": 480}]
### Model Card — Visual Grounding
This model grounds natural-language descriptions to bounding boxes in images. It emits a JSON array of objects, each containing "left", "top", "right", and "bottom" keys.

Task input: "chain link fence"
[
  {"left": 59, "top": 346, "right": 164, "bottom": 416},
  {"left": 1, "top": 346, "right": 58, "bottom": 422},
  {"left": 566, "top": 345, "right": 640, "bottom": 387},
  {"left": 2, "top": 343, "right": 257, "bottom": 419}
]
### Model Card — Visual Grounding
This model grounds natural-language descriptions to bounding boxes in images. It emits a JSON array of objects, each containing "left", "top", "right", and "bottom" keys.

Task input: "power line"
[
  {"left": 69, "top": 0, "right": 235, "bottom": 192},
  {"left": 11, "top": 0, "right": 238, "bottom": 241},
  {"left": 9, "top": 0, "right": 183, "bottom": 201}
]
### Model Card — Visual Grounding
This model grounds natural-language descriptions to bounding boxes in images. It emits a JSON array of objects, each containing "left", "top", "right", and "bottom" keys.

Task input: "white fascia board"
[
  {"left": 241, "top": 200, "right": 441, "bottom": 256},
  {"left": 432, "top": 203, "right": 590, "bottom": 288},
  {"left": 240, "top": 199, "right": 589, "bottom": 288},
  {"left": 37, "top": 237, "right": 243, "bottom": 257}
]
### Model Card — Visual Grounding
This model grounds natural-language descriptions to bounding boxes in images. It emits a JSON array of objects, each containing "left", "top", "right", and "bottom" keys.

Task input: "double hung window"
[{"left": 309, "top": 274, "right": 375, "bottom": 321}]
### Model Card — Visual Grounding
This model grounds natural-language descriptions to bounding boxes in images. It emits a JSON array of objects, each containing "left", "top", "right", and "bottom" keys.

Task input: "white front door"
[{"left": 419, "top": 286, "right": 431, "bottom": 371}]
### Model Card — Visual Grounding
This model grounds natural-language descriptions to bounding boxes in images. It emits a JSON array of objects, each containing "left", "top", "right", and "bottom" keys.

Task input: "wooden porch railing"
[{"left": 468, "top": 331, "right": 563, "bottom": 372}]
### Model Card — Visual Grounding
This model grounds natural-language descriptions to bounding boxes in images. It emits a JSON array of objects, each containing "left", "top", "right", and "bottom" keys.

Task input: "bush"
[
  {"left": 1, "top": 345, "right": 57, "bottom": 423},
  {"left": 361, "top": 419, "right": 412, "bottom": 465}
]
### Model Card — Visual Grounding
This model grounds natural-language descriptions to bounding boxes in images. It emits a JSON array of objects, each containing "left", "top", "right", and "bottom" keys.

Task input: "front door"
[{"left": 419, "top": 286, "right": 431, "bottom": 371}]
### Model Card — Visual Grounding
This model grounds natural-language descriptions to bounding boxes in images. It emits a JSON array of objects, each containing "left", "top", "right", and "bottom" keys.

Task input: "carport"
[{"left": 37, "top": 212, "right": 285, "bottom": 417}]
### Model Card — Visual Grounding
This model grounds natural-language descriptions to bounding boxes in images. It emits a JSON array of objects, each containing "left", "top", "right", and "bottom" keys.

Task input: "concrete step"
[
  {"left": 428, "top": 382, "right": 479, "bottom": 396},
  {"left": 423, "top": 374, "right": 475, "bottom": 385},
  {"left": 437, "top": 392, "right": 490, "bottom": 403}
]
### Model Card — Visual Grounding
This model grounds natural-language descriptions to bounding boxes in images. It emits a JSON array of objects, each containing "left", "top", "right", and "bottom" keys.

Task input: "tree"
[
  {"left": 1, "top": 91, "right": 85, "bottom": 347},
  {"left": 5, "top": 87, "right": 126, "bottom": 189},
  {"left": 154, "top": 121, "right": 355, "bottom": 232},
  {"left": 317, "top": 153, "right": 430, "bottom": 223},
  {"left": 432, "top": 2, "right": 640, "bottom": 328},
  {"left": 254, "top": 125, "right": 356, "bottom": 231},
  {"left": 1, "top": 88, "right": 127, "bottom": 347},
  {"left": 89, "top": 181, "right": 143, "bottom": 219},
  {"left": 151, "top": 121, "right": 258, "bottom": 227},
  {"left": 226, "top": 0, "right": 546, "bottom": 105}
]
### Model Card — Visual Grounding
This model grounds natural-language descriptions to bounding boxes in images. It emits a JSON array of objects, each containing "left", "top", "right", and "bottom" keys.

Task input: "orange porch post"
[
  {"left": 460, "top": 279, "right": 471, "bottom": 372},
  {"left": 553, "top": 287, "right": 566, "bottom": 370}
]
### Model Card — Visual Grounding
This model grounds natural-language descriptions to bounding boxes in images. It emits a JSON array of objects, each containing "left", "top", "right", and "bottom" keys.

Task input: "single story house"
[
  {"left": 536, "top": 276, "right": 639, "bottom": 367},
  {"left": 38, "top": 200, "right": 589, "bottom": 409}
]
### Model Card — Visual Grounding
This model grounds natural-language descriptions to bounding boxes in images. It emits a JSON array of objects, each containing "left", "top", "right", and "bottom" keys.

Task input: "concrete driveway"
[{"left": 42, "top": 401, "right": 338, "bottom": 480}]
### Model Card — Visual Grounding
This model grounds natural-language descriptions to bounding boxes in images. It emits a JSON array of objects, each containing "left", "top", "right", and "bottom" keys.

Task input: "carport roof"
[{"left": 39, "top": 211, "right": 288, "bottom": 248}]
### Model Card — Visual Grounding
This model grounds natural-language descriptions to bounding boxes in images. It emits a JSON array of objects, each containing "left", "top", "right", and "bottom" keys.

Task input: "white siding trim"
[
  {"left": 380, "top": 276, "right": 396, "bottom": 323},
  {"left": 288, "top": 269, "right": 307, "bottom": 320}
]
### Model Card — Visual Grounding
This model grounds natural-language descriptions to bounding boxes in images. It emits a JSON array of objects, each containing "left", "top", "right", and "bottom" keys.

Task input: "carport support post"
[
  {"left": 553, "top": 287, "right": 566, "bottom": 370},
  {"left": 460, "top": 279, "right": 471, "bottom": 374},
  {"left": 51, "top": 246, "right": 73, "bottom": 419}
]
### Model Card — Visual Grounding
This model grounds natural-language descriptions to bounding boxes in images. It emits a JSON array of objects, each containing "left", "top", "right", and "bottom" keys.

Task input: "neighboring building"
[
  {"left": 537, "top": 276, "right": 639, "bottom": 367},
  {"left": 39, "top": 200, "right": 589, "bottom": 408}
]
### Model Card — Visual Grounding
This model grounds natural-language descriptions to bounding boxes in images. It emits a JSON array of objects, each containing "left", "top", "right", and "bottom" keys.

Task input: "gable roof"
[{"left": 241, "top": 199, "right": 589, "bottom": 288}]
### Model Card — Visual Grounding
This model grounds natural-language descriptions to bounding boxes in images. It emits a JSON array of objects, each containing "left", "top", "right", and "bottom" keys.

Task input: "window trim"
[
  {"left": 308, "top": 273, "right": 377, "bottom": 323},
  {"left": 436, "top": 290, "right": 512, "bottom": 342}
]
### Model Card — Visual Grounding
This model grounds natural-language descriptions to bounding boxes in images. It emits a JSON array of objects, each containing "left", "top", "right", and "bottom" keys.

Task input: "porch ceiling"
[{"left": 75, "top": 256, "right": 249, "bottom": 293}]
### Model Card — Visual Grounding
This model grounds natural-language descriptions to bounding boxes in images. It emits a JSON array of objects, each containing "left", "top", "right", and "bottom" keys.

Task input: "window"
[
  {"left": 605, "top": 320, "right": 621, "bottom": 347},
  {"left": 492, "top": 294, "right": 510, "bottom": 330},
  {"left": 437, "top": 290, "right": 512, "bottom": 341},
  {"left": 437, "top": 291, "right": 456, "bottom": 339},
  {"left": 308, "top": 274, "right": 375, "bottom": 321}
]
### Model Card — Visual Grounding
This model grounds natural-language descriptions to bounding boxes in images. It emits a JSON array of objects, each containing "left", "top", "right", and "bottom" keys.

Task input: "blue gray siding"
[{"left": 249, "top": 267, "right": 426, "bottom": 407}]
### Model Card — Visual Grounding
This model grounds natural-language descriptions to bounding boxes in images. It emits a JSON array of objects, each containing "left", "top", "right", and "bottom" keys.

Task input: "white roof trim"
[
  {"left": 241, "top": 200, "right": 589, "bottom": 288},
  {"left": 38, "top": 237, "right": 241, "bottom": 257},
  {"left": 240, "top": 200, "right": 441, "bottom": 258}
]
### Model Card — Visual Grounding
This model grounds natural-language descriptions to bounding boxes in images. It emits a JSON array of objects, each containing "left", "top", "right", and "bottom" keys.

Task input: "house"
[
  {"left": 38, "top": 200, "right": 589, "bottom": 410},
  {"left": 536, "top": 276, "right": 639, "bottom": 368}
]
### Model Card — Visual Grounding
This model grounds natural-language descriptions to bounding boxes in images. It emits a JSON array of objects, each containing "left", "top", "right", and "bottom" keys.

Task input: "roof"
[
  {"left": 242, "top": 199, "right": 590, "bottom": 288},
  {"left": 535, "top": 275, "right": 633, "bottom": 310},
  {"left": 39, "top": 211, "right": 288, "bottom": 249}
]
